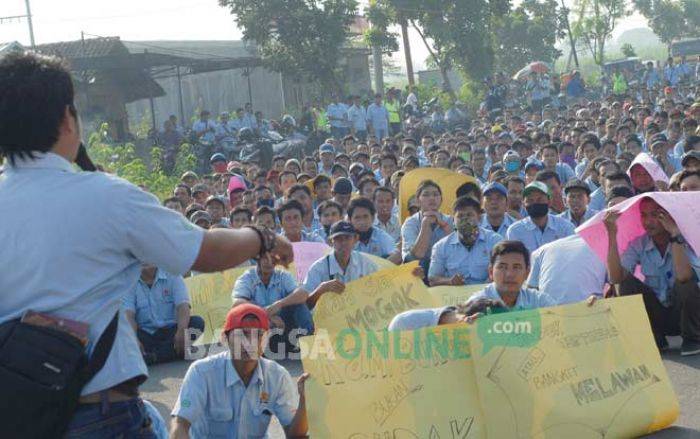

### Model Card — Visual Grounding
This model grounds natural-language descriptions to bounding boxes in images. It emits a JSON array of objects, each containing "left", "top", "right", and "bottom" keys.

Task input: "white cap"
[{"left": 387, "top": 307, "right": 456, "bottom": 331}]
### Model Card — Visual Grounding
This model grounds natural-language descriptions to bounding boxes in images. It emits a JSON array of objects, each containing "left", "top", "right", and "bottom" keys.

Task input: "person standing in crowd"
[
  {"left": 192, "top": 110, "right": 217, "bottom": 144},
  {"left": 366, "top": 93, "right": 390, "bottom": 141},
  {"left": 348, "top": 95, "right": 368, "bottom": 142},
  {"left": 0, "top": 52, "right": 293, "bottom": 437},
  {"left": 385, "top": 90, "right": 402, "bottom": 135}
]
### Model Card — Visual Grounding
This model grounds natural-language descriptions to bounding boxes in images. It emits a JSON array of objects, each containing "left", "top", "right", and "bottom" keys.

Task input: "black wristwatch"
[
  {"left": 670, "top": 234, "right": 686, "bottom": 245},
  {"left": 244, "top": 225, "right": 277, "bottom": 257}
]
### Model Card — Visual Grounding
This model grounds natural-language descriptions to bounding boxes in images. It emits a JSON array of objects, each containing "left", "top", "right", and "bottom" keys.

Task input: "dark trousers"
[
  {"left": 65, "top": 398, "right": 155, "bottom": 438},
  {"left": 618, "top": 276, "right": 700, "bottom": 342},
  {"left": 137, "top": 316, "right": 205, "bottom": 365}
]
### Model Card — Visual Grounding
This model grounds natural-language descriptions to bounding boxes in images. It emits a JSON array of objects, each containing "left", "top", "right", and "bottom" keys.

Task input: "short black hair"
[
  {"left": 0, "top": 52, "right": 76, "bottom": 164},
  {"left": 452, "top": 195, "right": 482, "bottom": 213},
  {"left": 504, "top": 176, "right": 525, "bottom": 188},
  {"left": 358, "top": 178, "right": 379, "bottom": 193},
  {"left": 254, "top": 206, "right": 275, "bottom": 219},
  {"left": 416, "top": 179, "right": 442, "bottom": 197},
  {"left": 312, "top": 174, "right": 332, "bottom": 189},
  {"left": 535, "top": 170, "right": 561, "bottom": 186},
  {"left": 174, "top": 184, "right": 192, "bottom": 197},
  {"left": 286, "top": 183, "right": 311, "bottom": 198},
  {"left": 347, "top": 197, "right": 376, "bottom": 218},
  {"left": 317, "top": 199, "right": 343, "bottom": 217},
  {"left": 679, "top": 169, "right": 700, "bottom": 184},
  {"left": 684, "top": 135, "right": 700, "bottom": 152},
  {"left": 163, "top": 197, "right": 184, "bottom": 208},
  {"left": 490, "top": 240, "right": 530, "bottom": 268},
  {"left": 373, "top": 186, "right": 395, "bottom": 200},
  {"left": 230, "top": 207, "right": 253, "bottom": 221},
  {"left": 277, "top": 199, "right": 305, "bottom": 220},
  {"left": 605, "top": 171, "right": 632, "bottom": 186}
]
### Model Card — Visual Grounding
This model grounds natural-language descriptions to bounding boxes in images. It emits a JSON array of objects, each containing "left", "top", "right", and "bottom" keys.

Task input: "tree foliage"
[
  {"left": 364, "top": 0, "right": 399, "bottom": 53},
  {"left": 492, "top": 0, "right": 564, "bottom": 74},
  {"left": 219, "top": 0, "right": 358, "bottom": 92},
  {"left": 621, "top": 43, "right": 637, "bottom": 57},
  {"left": 633, "top": 0, "right": 700, "bottom": 51},
  {"left": 572, "top": 0, "right": 629, "bottom": 65}
]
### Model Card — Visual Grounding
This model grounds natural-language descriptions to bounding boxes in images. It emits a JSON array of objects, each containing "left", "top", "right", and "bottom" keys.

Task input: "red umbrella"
[{"left": 513, "top": 62, "right": 550, "bottom": 80}]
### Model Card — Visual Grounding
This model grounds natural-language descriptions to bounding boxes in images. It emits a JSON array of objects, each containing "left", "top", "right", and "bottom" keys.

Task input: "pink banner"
[
  {"left": 292, "top": 242, "right": 331, "bottom": 284},
  {"left": 628, "top": 152, "right": 670, "bottom": 184},
  {"left": 577, "top": 192, "right": 700, "bottom": 263}
]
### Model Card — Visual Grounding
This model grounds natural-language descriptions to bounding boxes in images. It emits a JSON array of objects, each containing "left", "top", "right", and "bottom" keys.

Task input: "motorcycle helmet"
[{"left": 238, "top": 127, "right": 255, "bottom": 142}]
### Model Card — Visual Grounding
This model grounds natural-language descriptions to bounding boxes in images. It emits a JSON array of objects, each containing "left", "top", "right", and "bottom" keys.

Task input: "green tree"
[
  {"left": 572, "top": 0, "right": 629, "bottom": 65},
  {"left": 634, "top": 0, "right": 699, "bottom": 53},
  {"left": 493, "top": 0, "right": 564, "bottom": 74},
  {"left": 219, "top": 0, "right": 358, "bottom": 93},
  {"left": 621, "top": 43, "right": 637, "bottom": 57}
]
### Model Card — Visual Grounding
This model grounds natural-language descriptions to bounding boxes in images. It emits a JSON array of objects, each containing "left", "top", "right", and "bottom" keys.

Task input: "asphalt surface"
[{"left": 142, "top": 336, "right": 700, "bottom": 438}]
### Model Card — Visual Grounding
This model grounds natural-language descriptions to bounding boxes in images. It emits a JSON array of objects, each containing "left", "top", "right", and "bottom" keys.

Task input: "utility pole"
[
  {"left": 0, "top": 0, "right": 36, "bottom": 47},
  {"left": 400, "top": 17, "right": 414, "bottom": 87},
  {"left": 560, "top": 0, "right": 579, "bottom": 69}
]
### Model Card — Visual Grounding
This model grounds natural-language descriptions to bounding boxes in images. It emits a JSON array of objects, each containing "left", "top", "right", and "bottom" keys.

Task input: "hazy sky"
[{"left": 1, "top": 0, "right": 649, "bottom": 70}]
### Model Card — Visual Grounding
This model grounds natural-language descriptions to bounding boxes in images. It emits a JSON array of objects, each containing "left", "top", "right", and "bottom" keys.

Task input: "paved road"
[{"left": 142, "top": 336, "right": 700, "bottom": 438}]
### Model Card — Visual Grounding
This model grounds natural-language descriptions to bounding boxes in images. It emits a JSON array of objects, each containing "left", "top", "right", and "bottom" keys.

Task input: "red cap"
[{"left": 223, "top": 304, "right": 270, "bottom": 332}]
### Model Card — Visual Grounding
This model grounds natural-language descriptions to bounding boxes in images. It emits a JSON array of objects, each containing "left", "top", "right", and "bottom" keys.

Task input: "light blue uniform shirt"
[
  {"left": 554, "top": 162, "right": 576, "bottom": 184},
  {"left": 480, "top": 214, "right": 516, "bottom": 236},
  {"left": 506, "top": 213, "right": 575, "bottom": 253},
  {"left": 466, "top": 283, "right": 555, "bottom": 310},
  {"left": 621, "top": 235, "right": 700, "bottom": 307},
  {"left": 192, "top": 120, "right": 217, "bottom": 143},
  {"left": 366, "top": 103, "right": 389, "bottom": 131},
  {"left": 122, "top": 269, "right": 190, "bottom": 334},
  {"left": 589, "top": 186, "right": 606, "bottom": 211},
  {"left": 429, "top": 229, "right": 503, "bottom": 284},
  {"left": 172, "top": 352, "right": 298, "bottom": 439},
  {"left": 232, "top": 268, "right": 297, "bottom": 307},
  {"left": 355, "top": 227, "right": 397, "bottom": 258},
  {"left": 302, "top": 251, "right": 378, "bottom": 292},
  {"left": 327, "top": 103, "right": 347, "bottom": 128},
  {"left": 557, "top": 207, "right": 599, "bottom": 227},
  {"left": 347, "top": 104, "right": 367, "bottom": 131},
  {"left": 374, "top": 213, "right": 401, "bottom": 243},
  {"left": 575, "top": 159, "right": 588, "bottom": 178},
  {"left": 281, "top": 229, "right": 325, "bottom": 244},
  {"left": 401, "top": 212, "right": 454, "bottom": 265},
  {"left": 0, "top": 153, "right": 204, "bottom": 395}
]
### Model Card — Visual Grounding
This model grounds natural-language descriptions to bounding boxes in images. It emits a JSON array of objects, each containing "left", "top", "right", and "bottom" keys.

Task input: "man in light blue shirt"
[
  {"left": 278, "top": 199, "right": 325, "bottom": 243},
  {"left": 558, "top": 178, "right": 598, "bottom": 227},
  {"left": 327, "top": 97, "right": 348, "bottom": 139},
  {"left": 171, "top": 304, "right": 307, "bottom": 438},
  {"left": 466, "top": 240, "right": 555, "bottom": 310},
  {"left": 480, "top": 182, "right": 516, "bottom": 236},
  {"left": 605, "top": 197, "right": 700, "bottom": 355},
  {"left": 506, "top": 181, "right": 575, "bottom": 253},
  {"left": 232, "top": 255, "right": 313, "bottom": 334},
  {"left": 192, "top": 110, "right": 217, "bottom": 144},
  {"left": 541, "top": 144, "right": 576, "bottom": 184},
  {"left": 347, "top": 197, "right": 400, "bottom": 261},
  {"left": 0, "top": 53, "right": 294, "bottom": 436},
  {"left": 241, "top": 102, "right": 258, "bottom": 130},
  {"left": 347, "top": 95, "right": 368, "bottom": 141},
  {"left": 123, "top": 265, "right": 204, "bottom": 365},
  {"left": 366, "top": 93, "right": 390, "bottom": 140},
  {"left": 302, "top": 221, "right": 379, "bottom": 309},
  {"left": 429, "top": 195, "right": 503, "bottom": 286}
]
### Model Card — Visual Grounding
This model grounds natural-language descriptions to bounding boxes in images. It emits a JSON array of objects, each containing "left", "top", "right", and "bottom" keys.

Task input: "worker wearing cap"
[
  {"left": 681, "top": 150, "right": 700, "bottom": 171},
  {"left": 181, "top": 171, "right": 199, "bottom": 188},
  {"left": 506, "top": 181, "right": 575, "bottom": 253},
  {"left": 190, "top": 211, "right": 213, "bottom": 230},
  {"left": 558, "top": 178, "right": 598, "bottom": 227},
  {"left": 480, "top": 182, "right": 516, "bottom": 236},
  {"left": 171, "top": 304, "right": 308, "bottom": 438},
  {"left": 318, "top": 143, "right": 335, "bottom": 176},
  {"left": 191, "top": 183, "right": 210, "bottom": 206},
  {"left": 429, "top": 195, "right": 503, "bottom": 287},
  {"left": 302, "top": 221, "right": 378, "bottom": 309},
  {"left": 502, "top": 150, "right": 524, "bottom": 178},
  {"left": 209, "top": 153, "right": 228, "bottom": 174}
]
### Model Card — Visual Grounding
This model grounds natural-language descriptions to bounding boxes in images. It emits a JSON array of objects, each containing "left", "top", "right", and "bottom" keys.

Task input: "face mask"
[
  {"left": 257, "top": 198, "right": 274, "bottom": 208},
  {"left": 456, "top": 218, "right": 479, "bottom": 246},
  {"left": 459, "top": 152, "right": 471, "bottom": 163},
  {"left": 505, "top": 161, "right": 520, "bottom": 173},
  {"left": 526, "top": 203, "right": 549, "bottom": 218},
  {"left": 358, "top": 228, "right": 373, "bottom": 243}
]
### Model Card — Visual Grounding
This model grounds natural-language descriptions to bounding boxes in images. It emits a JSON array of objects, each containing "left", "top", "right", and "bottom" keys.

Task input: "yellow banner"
[
  {"left": 399, "top": 168, "right": 476, "bottom": 222},
  {"left": 312, "top": 261, "right": 439, "bottom": 334},
  {"left": 299, "top": 323, "right": 486, "bottom": 438},
  {"left": 469, "top": 295, "right": 678, "bottom": 438},
  {"left": 428, "top": 284, "right": 486, "bottom": 307}
]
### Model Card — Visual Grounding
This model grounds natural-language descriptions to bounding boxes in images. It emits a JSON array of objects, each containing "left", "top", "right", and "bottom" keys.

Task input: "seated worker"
[
  {"left": 232, "top": 254, "right": 313, "bottom": 335},
  {"left": 388, "top": 298, "right": 506, "bottom": 331},
  {"left": 480, "top": 182, "right": 516, "bottom": 236},
  {"left": 316, "top": 200, "right": 344, "bottom": 243},
  {"left": 558, "top": 178, "right": 598, "bottom": 227},
  {"left": 253, "top": 206, "right": 277, "bottom": 231},
  {"left": 347, "top": 197, "right": 401, "bottom": 262},
  {"left": 506, "top": 181, "right": 575, "bottom": 253},
  {"left": 171, "top": 304, "right": 308, "bottom": 438},
  {"left": 277, "top": 199, "right": 324, "bottom": 243},
  {"left": 302, "top": 221, "right": 379, "bottom": 309},
  {"left": 466, "top": 240, "right": 555, "bottom": 310},
  {"left": 429, "top": 195, "right": 503, "bottom": 286},
  {"left": 604, "top": 197, "right": 700, "bottom": 355},
  {"left": 123, "top": 264, "right": 205, "bottom": 365}
]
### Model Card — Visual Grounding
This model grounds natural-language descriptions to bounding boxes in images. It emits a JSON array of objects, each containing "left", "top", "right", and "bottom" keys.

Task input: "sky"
[{"left": 1, "top": 0, "right": 650, "bottom": 71}]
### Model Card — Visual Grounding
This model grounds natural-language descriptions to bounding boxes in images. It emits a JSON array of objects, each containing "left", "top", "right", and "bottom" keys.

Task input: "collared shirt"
[
  {"left": 505, "top": 213, "right": 575, "bottom": 253},
  {"left": 527, "top": 235, "right": 607, "bottom": 304},
  {"left": 192, "top": 120, "right": 217, "bottom": 143},
  {"left": 589, "top": 186, "right": 606, "bottom": 211},
  {"left": 241, "top": 112, "right": 258, "bottom": 130},
  {"left": 466, "top": 283, "right": 555, "bottom": 310},
  {"left": 401, "top": 212, "right": 454, "bottom": 267},
  {"left": 366, "top": 103, "right": 389, "bottom": 131},
  {"left": 302, "top": 251, "right": 378, "bottom": 292},
  {"left": 553, "top": 162, "right": 576, "bottom": 184},
  {"left": 429, "top": 229, "right": 503, "bottom": 284},
  {"left": 374, "top": 213, "right": 401, "bottom": 243},
  {"left": 480, "top": 213, "right": 516, "bottom": 236},
  {"left": 574, "top": 159, "right": 588, "bottom": 178},
  {"left": 304, "top": 215, "right": 323, "bottom": 235},
  {"left": 281, "top": 229, "right": 325, "bottom": 244},
  {"left": 327, "top": 103, "right": 348, "bottom": 128},
  {"left": 0, "top": 153, "right": 204, "bottom": 395},
  {"left": 216, "top": 121, "right": 238, "bottom": 141},
  {"left": 232, "top": 268, "right": 297, "bottom": 307},
  {"left": 347, "top": 104, "right": 367, "bottom": 131},
  {"left": 355, "top": 227, "right": 397, "bottom": 258},
  {"left": 621, "top": 235, "right": 700, "bottom": 307},
  {"left": 584, "top": 176, "right": 599, "bottom": 193},
  {"left": 122, "top": 269, "right": 190, "bottom": 334},
  {"left": 172, "top": 352, "right": 298, "bottom": 439},
  {"left": 665, "top": 65, "right": 682, "bottom": 86},
  {"left": 557, "top": 207, "right": 598, "bottom": 227}
]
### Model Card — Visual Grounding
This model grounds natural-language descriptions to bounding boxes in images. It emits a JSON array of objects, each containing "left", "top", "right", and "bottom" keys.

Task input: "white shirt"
[
  {"left": 527, "top": 235, "right": 607, "bottom": 304},
  {"left": 0, "top": 153, "right": 204, "bottom": 394}
]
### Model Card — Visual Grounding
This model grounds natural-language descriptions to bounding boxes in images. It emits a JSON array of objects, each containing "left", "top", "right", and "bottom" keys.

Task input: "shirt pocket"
[
  {"left": 206, "top": 408, "right": 233, "bottom": 438},
  {"left": 244, "top": 402, "right": 273, "bottom": 438},
  {"left": 468, "top": 259, "right": 490, "bottom": 281},
  {"left": 641, "top": 265, "right": 664, "bottom": 292}
]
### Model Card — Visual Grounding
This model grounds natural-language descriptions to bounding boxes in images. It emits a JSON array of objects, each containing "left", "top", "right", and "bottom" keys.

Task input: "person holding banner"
[
  {"left": 604, "top": 198, "right": 700, "bottom": 355},
  {"left": 171, "top": 304, "right": 308, "bottom": 438},
  {"left": 429, "top": 195, "right": 503, "bottom": 286}
]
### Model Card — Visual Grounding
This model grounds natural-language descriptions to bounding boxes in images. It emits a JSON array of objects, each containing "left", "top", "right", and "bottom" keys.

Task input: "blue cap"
[
  {"left": 328, "top": 221, "right": 356, "bottom": 239},
  {"left": 210, "top": 153, "right": 226, "bottom": 164},
  {"left": 319, "top": 143, "right": 335, "bottom": 154},
  {"left": 524, "top": 159, "right": 544, "bottom": 171},
  {"left": 482, "top": 182, "right": 508, "bottom": 197},
  {"left": 388, "top": 307, "right": 456, "bottom": 331}
]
